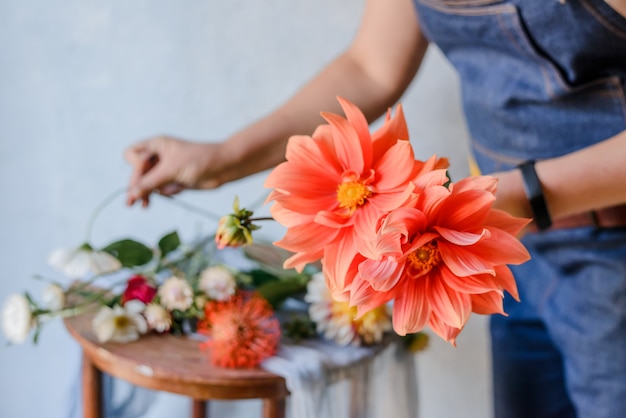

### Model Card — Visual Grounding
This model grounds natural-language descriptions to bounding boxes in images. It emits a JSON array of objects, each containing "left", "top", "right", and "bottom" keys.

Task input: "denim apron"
[{"left": 412, "top": 1, "right": 626, "bottom": 417}]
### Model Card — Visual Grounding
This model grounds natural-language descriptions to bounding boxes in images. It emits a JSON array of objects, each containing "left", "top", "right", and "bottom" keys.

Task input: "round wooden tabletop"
[{"left": 64, "top": 312, "right": 289, "bottom": 401}]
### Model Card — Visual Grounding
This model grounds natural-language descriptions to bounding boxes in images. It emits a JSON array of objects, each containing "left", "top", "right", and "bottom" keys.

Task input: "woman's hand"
[{"left": 124, "top": 136, "right": 226, "bottom": 207}]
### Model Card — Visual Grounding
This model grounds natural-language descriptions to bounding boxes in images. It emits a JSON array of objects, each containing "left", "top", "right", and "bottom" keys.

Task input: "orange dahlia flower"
[
  {"left": 198, "top": 291, "right": 280, "bottom": 368},
  {"left": 265, "top": 97, "right": 448, "bottom": 300},
  {"left": 350, "top": 176, "right": 531, "bottom": 345}
]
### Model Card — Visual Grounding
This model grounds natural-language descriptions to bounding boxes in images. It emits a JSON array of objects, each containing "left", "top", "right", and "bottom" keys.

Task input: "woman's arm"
[
  {"left": 126, "top": 0, "right": 428, "bottom": 205},
  {"left": 494, "top": 130, "right": 626, "bottom": 223}
]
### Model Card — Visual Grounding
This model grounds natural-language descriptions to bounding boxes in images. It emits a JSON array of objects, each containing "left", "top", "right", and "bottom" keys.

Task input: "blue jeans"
[{"left": 490, "top": 227, "right": 626, "bottom": 418}]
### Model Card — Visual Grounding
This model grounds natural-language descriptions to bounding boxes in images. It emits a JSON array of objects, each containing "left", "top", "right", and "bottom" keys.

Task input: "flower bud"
[
  {"left": 215, "top": 215, "right": 252, "bottom": 249},
  {"left": 214, "top": 197, "right": 259, "bottom": 249}
]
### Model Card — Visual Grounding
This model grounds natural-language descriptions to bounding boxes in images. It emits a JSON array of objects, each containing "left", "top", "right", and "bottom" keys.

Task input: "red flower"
[
  {"left": 121, "top": 275, "right": 157, "bottom": 305},
  {"left": 198, "top": 290, "right": 281, "bottom": 368}
]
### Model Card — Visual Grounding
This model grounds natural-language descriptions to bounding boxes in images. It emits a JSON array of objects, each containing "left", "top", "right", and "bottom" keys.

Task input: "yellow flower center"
[
  {"left": 407, "top": 241, "right": 441, "bottom": 277},
  {"left": 337, "top": 181, "right": 372, "bottom": 213},
  {"left": 332, "top": 300, "right": 357, "bottom": 320},
  {"left": 114, "top": 315, "right": 131, "bottom": 328}
]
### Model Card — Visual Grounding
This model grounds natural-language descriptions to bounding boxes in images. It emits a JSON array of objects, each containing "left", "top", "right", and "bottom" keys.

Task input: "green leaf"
[
  {"left": 158, "top": 231, "right": 181, "bottom": 257},
  {"left": 256, "top": 279, "right": 308, "bottom": 310},
  {"left": 102, "top": 239, "right": 153, "bottom": 267},
  {"left": 247, "top": 269, "right": 280, "bottom": 287}
]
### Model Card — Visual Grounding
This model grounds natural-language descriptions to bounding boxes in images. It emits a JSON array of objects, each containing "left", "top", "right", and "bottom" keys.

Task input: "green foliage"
[
  {"left": 282, "top": 314, "right": 317, "bottom": 342},
  {"left": 256, "top": 279, "right": 308, "bottom": 310},
  {"left": 102, "top": 239, "right": 153, "bottom": 267},
  {"left": 158, "top": 231, "right": 181, "bottom": 257}
]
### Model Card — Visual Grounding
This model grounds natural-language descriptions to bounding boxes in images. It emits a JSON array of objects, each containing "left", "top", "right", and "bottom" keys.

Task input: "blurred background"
[{"left": 0, "top": 0, "right": 489, "bottom": 417}]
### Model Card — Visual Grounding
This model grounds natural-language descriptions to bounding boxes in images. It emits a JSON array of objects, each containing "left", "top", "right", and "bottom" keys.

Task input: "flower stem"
[
  {"left": 85, "top": 187, "right": 128, "bottom": 243},
  {"left": 158, "top": 195, "right": 223, "bottom": 222}
]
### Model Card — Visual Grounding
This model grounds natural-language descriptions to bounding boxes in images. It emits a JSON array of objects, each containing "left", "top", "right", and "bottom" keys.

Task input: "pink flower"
[
  {"left": 349, "top": 176, "right": 531, "bottom": 345},
  {"left": 265, "top": 97, "right": 448, "bottom": 300}
]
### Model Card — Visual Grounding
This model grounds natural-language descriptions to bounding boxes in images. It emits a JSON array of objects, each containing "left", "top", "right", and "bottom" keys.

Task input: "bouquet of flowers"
[
  {"left": 262, "top": 97, "right": 530, "bottom": 345},
  {"left": 2, "top": 97, "right": 529, "bottom": 368}
]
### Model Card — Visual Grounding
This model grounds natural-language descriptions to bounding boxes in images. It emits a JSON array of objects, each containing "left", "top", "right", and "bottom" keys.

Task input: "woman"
[{"left": 125, "top": 1, "right": 626, "bottom": 417}]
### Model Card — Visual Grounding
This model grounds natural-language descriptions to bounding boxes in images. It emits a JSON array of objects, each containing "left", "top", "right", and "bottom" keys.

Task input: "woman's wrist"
[{"left": 492, "top": 169, "right": 535, "bottom": 221}]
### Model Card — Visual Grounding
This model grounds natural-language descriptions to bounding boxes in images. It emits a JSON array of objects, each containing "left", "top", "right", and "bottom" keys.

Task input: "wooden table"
[{"left": 64, "top": 312, "right": 289, "bottom": 418}]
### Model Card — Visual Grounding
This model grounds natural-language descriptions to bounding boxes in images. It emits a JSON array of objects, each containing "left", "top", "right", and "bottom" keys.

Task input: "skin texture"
[
  {"left": 605, "top": 0, "right": 626, "bottom": 18},
  {"left": 125, "top": 0, "right": 626, "bottom": 229}
]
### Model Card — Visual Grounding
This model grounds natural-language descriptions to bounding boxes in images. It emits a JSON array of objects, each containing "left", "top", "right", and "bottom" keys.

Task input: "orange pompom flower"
[
  {"left": 350, "top": 176, "right": 531, "bottom": 345},
  {"left": 198, "top": 290, "right": 281, "bottom": 368},
  {"left": 265, "top": 96, "right": 448, "bottom": 300}
]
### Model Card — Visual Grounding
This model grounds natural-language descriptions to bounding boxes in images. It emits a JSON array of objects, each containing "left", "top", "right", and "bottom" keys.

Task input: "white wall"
[{"left": 0, "top": 1, "right": 490, "bottom": 417}]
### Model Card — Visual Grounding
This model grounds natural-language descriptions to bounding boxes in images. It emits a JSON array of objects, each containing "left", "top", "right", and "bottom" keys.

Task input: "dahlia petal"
[
  {"left": 350, "top": 278, "right": 395, "bottom": 317},
  {"left": 485, "top": 209, "right": 531, "bottom": 236},
  {"left": 428, "top": 314, "right": 462, "bottom": 346},
  {"left": 453, "top": 175, "right": 498, "bottom": 194},
  {"left": 285, "top": 134, "right": 342, "bottom": 174},
  {"left": 367, "top": 187, "right": 416, "bottom": 217},
  {"left": 391, "top": 278, "right": 431, "bottom": 336},
  {"left": 464, "top": 227, "right": 531, "bottom": 267},
  {"left": 439, "top": 240, "right": 496, "bottom": 277},
  {"left": 372, "top": 141, "right": 416, "bottom": 190},
  {"left": 358, "top": 256, "right": 404, "bottom": 292},
  {"left": 310, "top": 125, "right": 340, "bottom": 158},
  {"left": 440, "top": 266, "right": 501, "bottom": 295},
  {"left": 282, "top": 135, "right": 321, "bottom": 163},
  {"left": 413, "top": 169, "right": 450, "bottom": 191},
  {"left": 264, "top": 189, "right": 287, "bottom": 204},
  {"left": 365, "top": 232, "right": 403, "bottom": 259},
  {"left": 274, "top": 223, "right": 338, "bottom": 254},
  {"left": 470, "top": 291, "right": 505, "bottom": 315},
  {"left": 433, "top": 226, "right": 485, "bottom": 246},
  {"left": 273, "top": 192, "right": 338, "bottom": 215},
  {"left": 269, "top": 202, "right": 314, "bottom": 228},
  {"left": 321, "top": 111, "right": 365, "bottom": 174},
  {"left": 418, "top": 186, "right": 450, "bottom": 219},
  {"left": 352, "top": 203, "right": 388, "bottom": 239},
  {"left": 382, "top": 206, "right": 427, "bottom": 236},
  {"left": 368, "top": 207, "right": 430, "bottom": 257},
  {"left": 492, "top": 265, "right": 520, "bottom": 301},
  {"left": 439, "top": 189, "right": 494, "bottom": 231},
  {"left": 337, "top": 97, "right": 372, "bottom": 169},
  {"left": 315, "top": 209, "right": 353, "bottom": 228},
  {"left": 372, "top": 104, "right": 409, "bottom": 157},
  {"left": 323, "top": 232, "right": 361, "bottom": 299},
  {"left": 266, "top": 166, "right": 338, "bottom": 202},
  {"left": 414, "top": 155, "right": 450, "bottom": 177},
  {"left": 428, "top": 271, "right": 472, "bottom": 329},
  {"left": 283, "top": 249, "right": 324, "bottom": 273}
]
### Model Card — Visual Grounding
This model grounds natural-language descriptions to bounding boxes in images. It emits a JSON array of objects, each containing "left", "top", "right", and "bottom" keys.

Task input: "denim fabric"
[
  {"left": 412, "top": 1, "right": 626, "bottom": 417},
  {"left": 492, "top": 227, "right": 626, "bottom": 418},
  {"left": 414, "top": 0, "right": 626, "bottom": 171}
]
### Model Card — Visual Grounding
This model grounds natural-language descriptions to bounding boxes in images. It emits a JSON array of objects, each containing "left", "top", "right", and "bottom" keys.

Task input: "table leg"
[
  {"left": 263, "top": 398, "right": 286, "bottom": 418},
  {"left": 82, "top": 351, "right": 103, "bottom": 418},
  {"left": 192, "top": 399, "right": 208, "bottom": 418}
]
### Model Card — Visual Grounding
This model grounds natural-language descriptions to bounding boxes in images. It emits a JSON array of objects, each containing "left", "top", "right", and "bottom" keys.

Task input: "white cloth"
[{"left": 262, "top": 337, "right": 419, "bottom": 418}]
